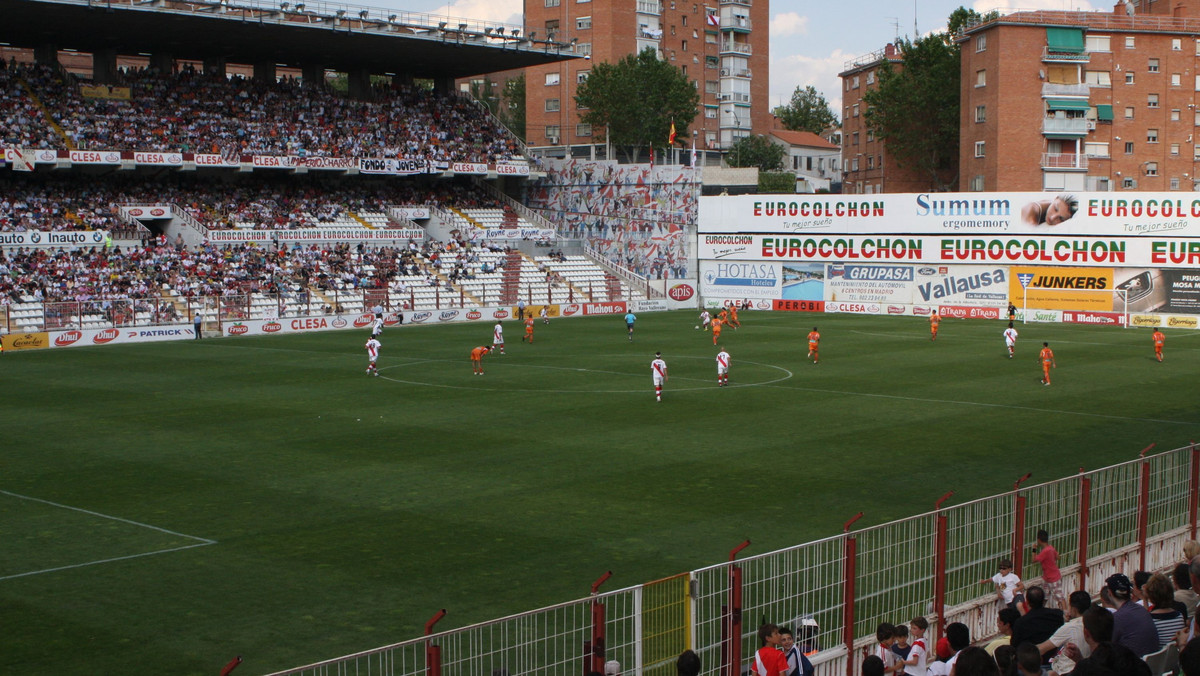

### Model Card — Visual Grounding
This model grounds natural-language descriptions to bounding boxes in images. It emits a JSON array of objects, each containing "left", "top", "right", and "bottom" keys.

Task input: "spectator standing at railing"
[
  {"left": 193, "top": 309, "right": 202, "bottom": 339},
  {"left": 1032, "top": 529, "right": 1065, "bottom": 609}
]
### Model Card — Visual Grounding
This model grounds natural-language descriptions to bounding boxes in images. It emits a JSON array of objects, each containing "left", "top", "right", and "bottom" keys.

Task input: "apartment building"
[
  {"left": 521, "top": 0, "right": 770, "bottom": 156},
  {"left": 837, "top": 43, "right": 931, "bottom": 194}
]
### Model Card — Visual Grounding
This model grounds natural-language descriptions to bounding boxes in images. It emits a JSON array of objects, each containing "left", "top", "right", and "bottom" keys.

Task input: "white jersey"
[
  {"left": 365, "top": 338, "right": 381, "bottom": 361},
  {"left": 540, "top": 307, "right": 548, "bottom": 319},
  {"left": 1004, "top": 327, "right": 1018, "bottom": 345},
  {"left": 371, "top": 316, "right": 384, "bottom": 335},
  {"left": 651, "top": 358, "right": 668, "bottom": 383},
  {"left": 716, "top": 350, "right": 731, "bottom": 374},
  {"left": 699, "top": 311, "right": 711, "bottom": 325},
  {"left": 493, "top": 323, "right": 504, "bottom": 344}
]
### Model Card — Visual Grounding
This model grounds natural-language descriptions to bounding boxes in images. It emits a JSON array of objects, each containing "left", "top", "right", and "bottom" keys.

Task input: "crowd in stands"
[
  {"left": 1, "top": 60, "right": 522, "bottom": 162},
  {"left": 0, "top": 173, "right": 499, "bottom": 232},
  {"left": 528, "top": 159, "right": 695, "bottom": 280}
]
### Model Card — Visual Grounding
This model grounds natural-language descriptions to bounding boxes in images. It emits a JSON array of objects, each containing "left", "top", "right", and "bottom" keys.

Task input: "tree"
[
  {"left": 575, "top": 48, "right": 700, "bottom": 162},
  {"left": 499, "top": 75, "right": 526, "bottom": 142},
  {"left": 862, "top": 33, "right": 960, "bottom": 191},
  {"left": 470, "top": 76, "right": 501, "bottom": 115},
  {"left": 726, "top": 134, "right": 785, "bottom": 172},
  {"left": 773, "top": 85, "right": 839, "bottom": 134},
  {"left": 947, "top": 7, "right": 1000, "bottom": 36}
]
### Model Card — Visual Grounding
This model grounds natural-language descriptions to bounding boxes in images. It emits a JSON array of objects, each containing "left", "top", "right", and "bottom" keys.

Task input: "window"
[
  {"left": 1085, "top": 71, "right": 1112, "bottom": 87},
  {"left": 975, "top": 105, "right": 986, "bottom": 122},
  {"left": 545, "top": 73, "right": 560, "bottom": 86},
  {"left": 577, "top": 42, "right": 592, "bottom": 56},
  {"left": 681, "top": 39, "right": 687, "bottom": 51},
  {"left": 1125, "top": 36, "right": 1135, "bottom": 48},
  {"left": 976, "top": 34, "right": 987, "bottom": 52},
  {"left": 546, "top": 125, "right": 560, "bottom": 141},
  {"left": 1123, "top": 177, "right": 1136, "bottom": 188},
  {"left": 1125, "top": 106, "right": 1134, "bottom": 119},
  {"left": 1148, "top": 58, "right": 1159, "bottom": 73},
  {"left": 545, "top": 0, "right": 559, "bottom": 6},
  {"left": 576, "top": 16, "right": 591, "bottom": 29},
  {"left": 545, "top": 19, "right": 560, "bottom": 32},
  {"left": 976, "top": 69, "right": 986, "bottom": 87},
  {"left": 577, "top": 70, "right": 589, "bottom": 83},
  {"left": 576, "top": 123, "right": 592, "bottom": 137},
  {"left": 866, "top": 155, "right": 874, "bottom": 169},
  {"left": 705, "top": 55, "right": 717, "bottom": 68},
  {"left": 1173, "top": 38, "right": 1183, "bottom": 51},
  {"left": 1171, "top": 143, "right": 1180, "bottom": 156},
  {"left": 851, "top": 157, "right": 859, "bottom": 171},
  {"left": 1125, "top": 141, "right": 1134, "bottom": 154},
  {"left": 852, "top": 76, "right": 860, "bottom": 89},
  {"left": 1085, "top": 35, "right": 1110, "bottom": 52},
  {"left": 693, "top": 29, "right": 698, "bottom": 38},
  {"left": 705, "top": 80, "right": 717, "bottom": 93},
  {"left": 681, "top": 15, "right": 687, "bottom": 25},
  {"left": 1173, "top": 73, "right": 1182, "bottom": 87},
  {"left": 1172, "top": 109, "right": 1181, "bottom": 121},
  {"left": 1084, "top": 142, "right": 1110, "bottom": 157},
  {"left": 866, "top": 130, "right": 874, "bottom": 142},
  {"left": 852, "top": 131, "right": 859, "bottom": 145},
  {"left": 1145, "top": 162, "right": 1158, "bottom": 176},
  {"left": 974, "top": 141, "right": 985, "bottom": 158},
  {"left": 1171, "top": 177, "right": 1181, "bottom": 190},
  {"left": 1148, "top": 128, "right": 1159, "bottom": 143},
  {"left": 970, "top": 175, "right": 985, "bottom": 191},
  {"left": 1126, "top": 72, "right": 1135, "bottom": 84},
  {"left": 705, "top": 107, "right": 717, "bottom": 118},
  {"left": 546, "top": 98, "right": 560, "bottom": 112},
  {"left": 1148, "top": 93, "right": 1159, "bottom": 108},
  {"left": 705, "top": 32, "right": 716, "bottom": 44},
  {"left": 852, "top": 103, "right": 859, "bottom": 117}
]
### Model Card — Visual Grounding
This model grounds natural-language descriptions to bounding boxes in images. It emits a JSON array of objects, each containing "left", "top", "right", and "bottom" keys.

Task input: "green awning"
[
  {"left": 1047, "top": 99, "right": 1091, "bottom": 111},
  {"left": 1096, "top": 104, "right": 1114, "bottom": 121},
  {"left": 1046, "top": 27, "right": 1085, "bottom": 53}
]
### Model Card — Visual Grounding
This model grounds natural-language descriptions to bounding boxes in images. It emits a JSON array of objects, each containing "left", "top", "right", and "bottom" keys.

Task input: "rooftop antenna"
[
  {"left": 913, "top": 0, "right": 918, "bottom": 39},
  {"left": 885, "top": 16, "right": 900, "bottom": 42}
]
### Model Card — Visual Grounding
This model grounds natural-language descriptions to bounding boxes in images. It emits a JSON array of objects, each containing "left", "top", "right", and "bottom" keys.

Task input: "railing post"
[
  {"left": 1138, "top": 444, "right": 1156, "bottom": 571},
  {"left": 842, "top": 513, "right": 863, "bottom": 676},
  {"left": 933, "top": 492, "right": 954, "bottom": 636},
  {"left": 725, "top": 540, "right": 750, "bottom": 676},
  {"left": 587, "top": 571, "right": 612, "bottom": 676},
  {"left": 1012, "top": 474, "right": 1031, "bottom": 574},
  {"left": 425, "top": 609, "right": 446, "bottom": 676},
  {"left": 1190, "top": 443, "right": 1199, "bottom": 540},
  {"left": 1078, "top": 468, "right": 1091, "bottom": 589}
]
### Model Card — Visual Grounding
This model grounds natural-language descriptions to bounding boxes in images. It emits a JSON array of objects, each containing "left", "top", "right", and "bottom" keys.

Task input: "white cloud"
[
  {"left": 427, "top": 0, "right": 522, "bottom": 27},
  {"left": 769, "top": 49, "right": 854, "bottom": 117},
  {"left": 771, "top": 12, "right": 810, "bottom": 38},
  {"left": 973, "top": 0, "right": 1097, "bottom": 12}
]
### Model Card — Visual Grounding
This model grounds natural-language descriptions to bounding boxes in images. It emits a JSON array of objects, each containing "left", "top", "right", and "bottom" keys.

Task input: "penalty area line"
[{"left": 0, "top": 542, "right": 217, "bottom": 582}]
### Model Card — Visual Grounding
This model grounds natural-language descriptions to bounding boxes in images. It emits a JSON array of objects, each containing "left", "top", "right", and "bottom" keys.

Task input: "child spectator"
[{"left": 981, "top": 558, "right": 1024, "bottom": 610}]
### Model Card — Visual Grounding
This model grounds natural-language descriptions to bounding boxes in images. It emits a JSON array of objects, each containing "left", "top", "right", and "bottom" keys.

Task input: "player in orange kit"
[
  {"left": 929, "top": 311, "right": 940, "bottom": 341},
  {"left": 1152, "top": 328, "right": 1165, "bottom": 362},
  {"left": 711, "top": 317, "right": 723, "bottom": 345},
  {"left": 807, "top": 327, "right": 820, "bottom": 364},
  {"left": 471, "top": 345, "right": 492, "bottom": 375},
  {"left": 522, "top": 316, "right": 535, "bottom": 343},
  {"left": 1039, "top": 342, "right": 1056, "bottom": 385},
  {"left": 728, "top": 304, "right": 740, "bottom": 329}
]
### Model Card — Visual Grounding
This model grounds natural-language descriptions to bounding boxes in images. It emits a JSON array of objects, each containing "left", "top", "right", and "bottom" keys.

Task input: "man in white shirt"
[
  {"left": 1039, "top": 590, "right": 1093, "bottom": 672},
  {"left": 652, "top": 352, "right": 668, "bottom": 402},
  {"left": 716, "top": 347, "right": 731, "bottom": 387},
  {"left": 493, "top": 321, "right": 505, "bottom": 354},
  {"left": 365, "top": 337, "right": 381, "bottom": 376},
  {"left": 927, "top": 623, "right": 969, "bottom": 676},
  {"left": 1004, "top": 322, "right": 1019, "bottom": 359}
]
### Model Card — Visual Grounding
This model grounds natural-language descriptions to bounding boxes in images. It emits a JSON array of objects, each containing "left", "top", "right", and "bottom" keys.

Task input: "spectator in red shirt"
[
  {"left": 1033, "top": 528, "right": 1064, "bottom": 609},
  {"left": 752, "top": 624, "right": 790, "bottom": 676}
]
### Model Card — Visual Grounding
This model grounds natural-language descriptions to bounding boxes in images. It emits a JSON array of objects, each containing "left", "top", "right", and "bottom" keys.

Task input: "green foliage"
[
  {"left": 758, "top": 171, "right": 796, "bottom": 194},
  {"left": 948, "top": 6, "right": 1001, "bottom": 36},
  {"left": 469, "top": 76, "right": 501, "bottom": 115},
  {"left": 863, "top": 32, "right": 961, "bottom": 191},
  {"left": 773, "top": 85, "right": 839, "bottom": 134},
  {"left": 500, "top": 74, "right": 526, "bottom": 141},
  {"left": 727, "top": 134, "right": 785, "bottom": 171},
  {"left": 574, "top": 48, "right": 700, "bottom": 162}
]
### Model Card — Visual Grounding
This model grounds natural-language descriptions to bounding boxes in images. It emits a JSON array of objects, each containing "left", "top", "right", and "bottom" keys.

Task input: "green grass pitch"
[{"left": 2, "top": 310, "right": 1198, "bottom": 675}]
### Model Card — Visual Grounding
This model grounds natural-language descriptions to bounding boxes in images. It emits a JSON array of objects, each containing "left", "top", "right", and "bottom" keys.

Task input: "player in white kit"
[
  {"left": 716, "top": 347, "right": 731, "bottom": 386},
  {"left": 370, "top": 313, "right": 384, "bottom": 339},
  {"left": 365, "top": 337, "right": 381, "bottom": 376},
  {"left": 1003, "top": 322, "right": 1019, "bottom": 359},
  {"left": 651, "top": 352, "right": 668, "bottom": 401},
  {"left": 493, "top": 321, "right": 505, "bottom": 354},
  {"left": 698, "top": 310, "right": 711, "bottom": 331}
]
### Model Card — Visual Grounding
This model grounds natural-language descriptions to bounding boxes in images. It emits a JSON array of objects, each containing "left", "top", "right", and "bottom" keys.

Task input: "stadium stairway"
[
  {"left": 500, "top": 251, "right": 522, "bottom": 304},
  {"left": 349, "top": 212, "right": 374, "bottom": 229},
  {"left": 18, "top": 77, "right": 75, "bottom": 150}
]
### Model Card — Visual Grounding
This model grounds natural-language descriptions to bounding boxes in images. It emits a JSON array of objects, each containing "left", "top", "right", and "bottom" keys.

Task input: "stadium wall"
[
  {"left": 263, "top": 444, "right": 1199, "bottom": 676},
  {"left": 696, "top": 193, "right": 1200, "bottom": 328}
]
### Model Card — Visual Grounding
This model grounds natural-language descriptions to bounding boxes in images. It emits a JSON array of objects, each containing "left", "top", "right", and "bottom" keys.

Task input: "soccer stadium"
[{"left": 3, "top": 1, "right": 1200, "bottom": 675}]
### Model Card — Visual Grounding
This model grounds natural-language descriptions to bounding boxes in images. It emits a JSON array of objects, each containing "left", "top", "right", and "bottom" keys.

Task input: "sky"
[{"left": 365, "top": 0, "right": 1102, "bottom": 112}]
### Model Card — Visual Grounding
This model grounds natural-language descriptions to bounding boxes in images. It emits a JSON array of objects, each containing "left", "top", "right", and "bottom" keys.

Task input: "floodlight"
[
  {"left": 359, "top": 10, "right": 368, "bottom": 19},
  {"left": 294, "top": 2, "right": 304, "bottom": 10},
  {"left": 280, "top": 2, "right": 289, "bottom": 10},
  {"left": 439, "top": 21, "right": 447, "bottom": 30},
  {"left": 458, "top": 23, "right": 467, "bottom": 31}
]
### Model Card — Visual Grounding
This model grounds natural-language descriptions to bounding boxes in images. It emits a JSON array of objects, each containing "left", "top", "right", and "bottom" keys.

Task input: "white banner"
[
  {"left": 252, "top": 155, "right": 293, "bottom": 169},
  {"left": 121, "top": 205, "right": 173, "bottom": 219},
  {"left": 0, "top": 230, "right": 108, "bottom": 248},
  {"left": 5, "top": 148, "right": 58, "bottom": 165},
  {"left": 699, "top": 261, "right": 782, "bottom": 299},
  {"left": 358, "top": 157, "right": 431, "bottom": 175},
  {"left": 272, "top": 228, "right": 426, "bottom": 242},
  {"left": 68, "top": 150, "right": 121, "bottom": 165},
  {"left": 390, "top": 206, "right": 431, "bottom": 220},
  {"left": 7, "top": 148, "right": 35, "bottom": 171},
  {"left": 451, "top": 162, "right": 489, "bottom": 175},
  {"left": 206, "top": 230, "right": 274, "bottom": 243},
  {"left": 193, "top": 153, "right": 240, "bottom": 167},
  {"left": 481, "top": 227, "right": 556, "bottom": 241},
  {"left": 49, "top": 326, "right": 191, "bottom": 347},
  {"left": 133, "top": 152, "right": 183, "bottom": 166},
  {"left": 496, "top": 162, "right": 531, "bottom": 176},
  {"left": 700, "top": 192, "right": 1200, "bottom": 238}
]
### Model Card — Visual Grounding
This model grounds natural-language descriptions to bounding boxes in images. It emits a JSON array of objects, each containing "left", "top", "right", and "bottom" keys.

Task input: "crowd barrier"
[{"left": 262, "top": 444, "right": 1198, "bottom": 676}]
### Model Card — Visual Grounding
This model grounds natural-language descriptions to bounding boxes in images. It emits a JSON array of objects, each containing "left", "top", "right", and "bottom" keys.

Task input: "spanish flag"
[{"left": 668, "top": 121, "right": 677, "bottom": 145}]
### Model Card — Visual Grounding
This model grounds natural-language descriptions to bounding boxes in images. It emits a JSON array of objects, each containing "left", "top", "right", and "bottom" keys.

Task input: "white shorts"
[
  {"left": 1006, "top": 339, "right": 1015, "bottom": 348},
  {"left": 493, "top": 338, "right": 503, "bottom": 345},
  {"left": 653, "top": 375, "right": 665, "bottom": 386},
  {"left": 717, "top": 366, "right": 728, "bottom": 375}
]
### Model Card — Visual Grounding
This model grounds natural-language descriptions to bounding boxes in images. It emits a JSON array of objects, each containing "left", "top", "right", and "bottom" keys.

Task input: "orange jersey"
[
  {"left": 1040, "top": 347, "right": 1054, "bottom": 364},
  {"left": 718, "top": 311, "right": 728, "bottom": 322},
  {"left": 712, "top": 318, "right": 723, "bottom": 331},
  {"left": 525, "top": 318, "right": 535, "bottom": 332},
  {"left": 808, "top": 331, "right": 820, "bottom": 346},
  {"left": 930, "top": 315, "right": 941, "bottom": 328},
  {"left": 730, "top": 307, "right": 739, "bottom": 320},
  {"left": 1153, "top": 331, "right": 1165, "bottom": 347},
  {"left": 471, "top": 346, "right": 490, "bottom": 360}
]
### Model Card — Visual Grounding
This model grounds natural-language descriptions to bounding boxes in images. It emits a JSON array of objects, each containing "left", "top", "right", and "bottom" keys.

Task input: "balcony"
[
  {"left": 1042, "top": 82, "right": 1091, "bottom": 97},
  {"left": 719, "top": 0, "right": 751, "bottom": 5},
  {"left": 719, "top": 41, "right": 751, "bottom": 55},
  {"left": 636, "top": 0, "right": 661, "bottom": 14},
  {"left": 1042, "top": 46, "right": 1089, "bottom": 62},
  {"left": 1041, "top": 153, "right": 1089, "bottom": 170},
  {"left": 719, "top": 92, "right": 751, "bottom": 103},
  {"left": 720, "top": 15, "right": 751, "bottom": 31},
  {"left": 719, "top": 67, "right": 752, "bottom": 78},
  {"left": 1042, "top": 117, "right": 1090, "bottom": 136}
]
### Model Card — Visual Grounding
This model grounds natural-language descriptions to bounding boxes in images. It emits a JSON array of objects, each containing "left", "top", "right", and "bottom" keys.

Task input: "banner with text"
[{"left": 0, "top": 230, "right": 108, "bottom": 248}]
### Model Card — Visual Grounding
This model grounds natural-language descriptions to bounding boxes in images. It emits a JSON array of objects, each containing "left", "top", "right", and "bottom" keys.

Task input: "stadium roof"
[{"left": 0, "top": 0, "right": 579, "bottom": 79}]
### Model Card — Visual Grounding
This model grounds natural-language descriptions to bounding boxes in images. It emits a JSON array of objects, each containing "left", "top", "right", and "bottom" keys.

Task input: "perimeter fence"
[{"left": 265, "top": 444, "right": 1199, "bottom": 676}]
